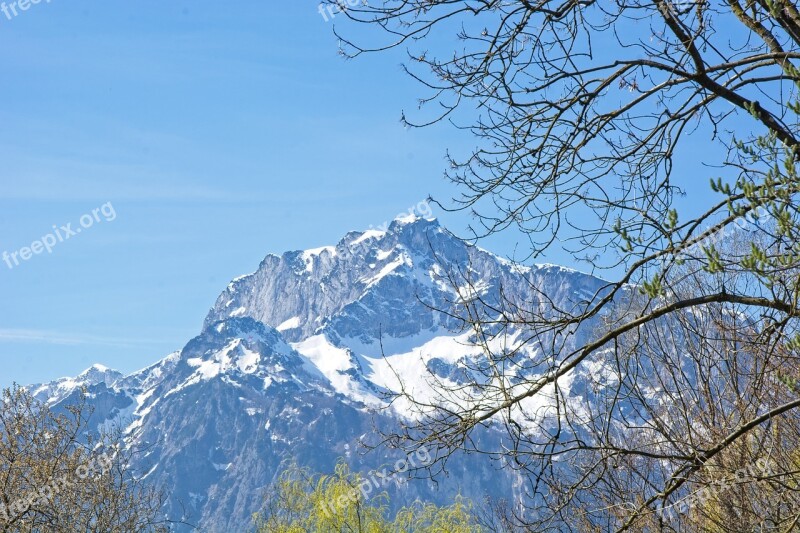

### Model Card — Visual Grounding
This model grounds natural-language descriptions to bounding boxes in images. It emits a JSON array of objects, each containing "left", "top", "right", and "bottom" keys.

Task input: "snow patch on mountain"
[
  {"left": 277, "top": 316, "right": 300, "bottom": 331},
  {"left": 352, "top": 229, "right": 386, "bottom": 245},
  {"left": 292, "top": 335, "right": 380, "bottom": 406},
  {"left": 301, "top": 246, "right": 336, "bottom": 272}
]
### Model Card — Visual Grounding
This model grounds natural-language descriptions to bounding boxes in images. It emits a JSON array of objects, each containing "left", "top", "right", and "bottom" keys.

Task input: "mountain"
[
  {"left": 31, "top": 216, "right": 611, "bottom": 531},
  {"left": 30, "top": 364, "right": 124, "bottom": 405}
]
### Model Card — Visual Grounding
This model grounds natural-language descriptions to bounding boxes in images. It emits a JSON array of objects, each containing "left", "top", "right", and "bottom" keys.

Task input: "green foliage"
[
  {"left": 253, "top": 461, "right": 482, "bottom": 533},
  {"left": 640, "top": 274, "right": 664, "bottom": 297},
  {"left": 702, "top": 244, "right": 724, "bottom": 274}
]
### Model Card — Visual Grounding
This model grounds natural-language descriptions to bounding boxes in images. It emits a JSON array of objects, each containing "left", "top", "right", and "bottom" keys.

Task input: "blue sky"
[
  {"left": 0, "top": 1, "right": 729, "bottom": 387},
  {"left": 0, "top": 0, "right": 498, "bottom": 387}
]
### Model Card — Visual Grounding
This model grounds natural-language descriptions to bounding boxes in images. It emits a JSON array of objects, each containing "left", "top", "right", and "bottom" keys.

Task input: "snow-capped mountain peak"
[{"left": 29, "top": 217, "right": 612, "bottom": 531}]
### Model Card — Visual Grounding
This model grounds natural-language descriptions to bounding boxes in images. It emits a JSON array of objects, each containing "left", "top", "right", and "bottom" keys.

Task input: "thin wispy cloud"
[{"left": 0, "top": 329, "right": 171, "bottom": 348}]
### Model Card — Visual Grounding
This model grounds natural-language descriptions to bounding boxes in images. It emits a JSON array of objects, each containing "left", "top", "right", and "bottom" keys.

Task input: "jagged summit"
[
  {"left": 204, "top": 217, "right": 603, "bottom": 343},
  {"left": 203, "top": 216, "right": 451, "bottom": 339}
]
